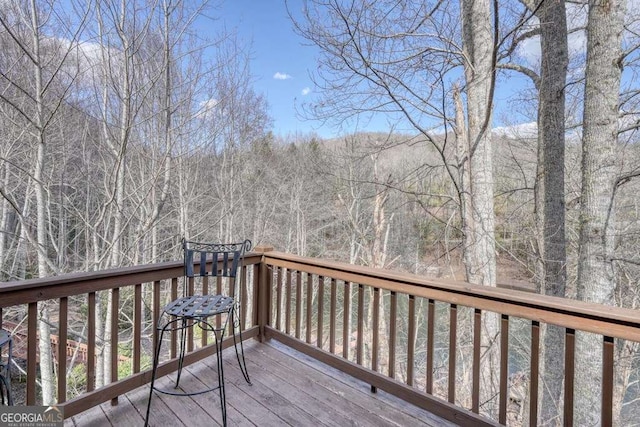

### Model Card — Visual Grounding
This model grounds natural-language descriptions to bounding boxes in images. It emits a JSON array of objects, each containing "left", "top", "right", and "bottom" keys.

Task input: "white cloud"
[
  {"left": 517, "top": 36, "right": 541, "bottom": 65},
  {"left": 493, "top": 122, "right": 538, "bottom": 139},
  {"left": 199, "top": 98, "right": 219, "bottom": 110},
  {"left": 196, "top": 98, "right": 218, "bottom": 119},
  {"left": 301, "top": 87, "right": 311, "bottom": 96},
  {"left": 516, "top": 5, "right": 588, "bottom": 66},
  {"left": 567, "top": 31, "right": 587, "bottom": 58},
  {"left": 566, "top": 3, "right": 587, "bottom": 29},
  {"left": 273, "top": 72, "right": 292, "bottom": 80}
]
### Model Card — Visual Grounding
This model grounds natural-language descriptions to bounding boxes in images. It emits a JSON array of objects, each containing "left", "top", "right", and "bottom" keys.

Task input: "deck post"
[{"left": 254, "top": 245, "right": 274, "bottom": 342}]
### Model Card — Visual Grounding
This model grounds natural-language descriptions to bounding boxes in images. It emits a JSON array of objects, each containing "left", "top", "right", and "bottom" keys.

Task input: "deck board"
[
  {"left": 252, "top": 343, "right": 425, "bottom": 427},
  {"left": 178, "top": 367, "right": 253, "bottom": 426},
  {"left": 102, "top": 393, "right": 145, "bottom": 426},
  {"left": 65, "top": 340, "right": 454, "bottom": 427}
]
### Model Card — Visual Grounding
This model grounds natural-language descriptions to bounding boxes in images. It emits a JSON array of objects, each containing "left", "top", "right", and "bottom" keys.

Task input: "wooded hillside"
[{"left": 2, "top": 0, "right": 640, "bottom": 424}]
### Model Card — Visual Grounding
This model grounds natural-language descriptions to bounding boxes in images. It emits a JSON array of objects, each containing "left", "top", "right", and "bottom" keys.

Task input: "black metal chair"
[
  {"left": 145, "top": 239, "right": 252, "bottom": 427},
  {"left": 0, "top": 329, "right": 13, "bottom": 406}
]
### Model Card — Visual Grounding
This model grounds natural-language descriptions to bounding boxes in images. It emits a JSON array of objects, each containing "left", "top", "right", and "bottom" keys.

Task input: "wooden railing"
[
  {"left": 0, "top": 253, "right": 262, "bottom": 418},
  {"left": 259, "top": 249, "right": 640, "bottom": 426},
  {"left": 1, "top": 247, "right": 639, "bottom": 426}
]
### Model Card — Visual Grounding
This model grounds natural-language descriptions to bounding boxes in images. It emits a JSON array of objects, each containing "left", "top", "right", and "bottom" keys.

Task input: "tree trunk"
[
  {"left": 534, "top": 1, "right": 569, "bottom": 424},
  {"left": 27, "top": 0, "right": 55, "bottom": 404},
  {"left": 461, "top": 0, "right": 496, "bottom": 288},
  {"left": 461, "top": 0, "right": 498, "bottom": 418},
  {"left": 576, "top": 0, "right": 625, "bottom": 425},
  {"left": 0, "top": 165, "right": 10, "bottom": 277},
  {"left": 38, "top": 304, "right": 54, "bottom": 404}
]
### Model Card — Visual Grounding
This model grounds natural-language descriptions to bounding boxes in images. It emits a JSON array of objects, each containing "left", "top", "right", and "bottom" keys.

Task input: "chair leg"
[
  {"left": 0, "top": 375, "right": 9, "bottom": 406},
  {"left": 214, "top": 328, "right": 227, "bottom": 427},
  {"left": 175, "top": 318, "right": 188, "bottom": 388},
  {"left": 231, "top": 307, "right": 251, "bottom": 385},
  {"left": 4, "top": 338, "right": 12, "bottom": 405},
  {"left": 145, "top": 323, "right": 168, "bottom": 427}
]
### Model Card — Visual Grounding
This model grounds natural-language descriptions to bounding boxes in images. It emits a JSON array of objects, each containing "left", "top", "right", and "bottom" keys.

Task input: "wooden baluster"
[
  {"left": 472, "top": 308, "right": 481, "bottom": 413},
  {"left": 202, "top": 276, "right": 208, "bottom": 347},
  {"left": 357, "top": 284, "right": 364, "bottom": 366},
  {"left": 372, "top": 288, "right": 380, "bottom": 370},
  {"left": 87, "top": 292, "right": 96, "bottom": 392},
  {"left": 426, "top": 299, "right": 435, "bottom": 394},
  {"left": 317, "top": 276, "right": 324, "bottom": 349},
  {"left": 228, "top": 275, "right": 234, "bottom": 337},
  {"left": 267, "top": 267, "right": 273, "bottom": 328},
  {"left": 330, "top": 278, "right": 337, "bottom": 354},
  {"left": 241, "top": 265, "right": 248, "bottom": 331},
  {"left": 529, "top": 320, "right": 540, "bottom": 425},
  {"left": 499, "top": 314, "right": 509, "bottom": 424},
  {"left": 253, "top": 264, "right": 260, "bottom": 328},
  {"left": 343, "top": 281, "right": 351, "bottom": 360},
  {"left": 215, "top": 276, "right": 221, "bottom": 329},
  {"left": 110, "top": 288, "right": 119, "bottom": 405},
  {"left": 27, "top": 302, "right": 37, "bottom": 405},
  {"left": 564, "top": 328, "right": 575, "bottom": 426},
  {"left": 153, "top": 281, "right": 161, "bottom": 356},
  {"left": 371, "top": 287, "right": 380, "bottom": 393},
  {"left": 406, "top": 295, "right": 415, "bottom": 386},
  {"left": 58, "top": 297, "right": 68, "bottom": 403},
  {"left": 133, "top": 284, "right": 141, "bottom": 373},
  {"left": 389, "top": 291, "right": 397, "bottom": 379},
  {"left": 602, "top": 335, "right": 614, "bottom": 427},
  {"left": 306, "top": 273, "right": 313, "bottom": 344},
  {"left": 188, "top": 277, "right": 194, "bottom": 351},
  {"left": 258, "top": 263, "right": 269, "bottom": 342},
  {"left": 285, "top": 269, "right": 292, "bottom": 335},
  {"left": 295, "top": 271, "right": 302, "bottom": 339},
  {"left": 448, "top": 304, "right": 457, "bottom": 404},
  {"left": 170, "top": 278, "right": 178, "bottom": 358},
  {"left": 276, "top": 267, "right": 283, "bottom": 330}
]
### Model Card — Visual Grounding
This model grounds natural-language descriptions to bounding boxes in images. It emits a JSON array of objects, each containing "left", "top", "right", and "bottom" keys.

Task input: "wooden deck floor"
[{"left": 65, "top": 340, "right": 454, "bottom": 426}]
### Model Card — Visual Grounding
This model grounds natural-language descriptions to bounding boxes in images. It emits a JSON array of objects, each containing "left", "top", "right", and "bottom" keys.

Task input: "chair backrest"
[{"left": 182, "top": 239, "right": 252, "bottom": 297}]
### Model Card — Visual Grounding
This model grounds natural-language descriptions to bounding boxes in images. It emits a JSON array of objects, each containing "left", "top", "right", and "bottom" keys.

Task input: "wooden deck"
[{"left": 64, "top": 340, "right": 454, "bottom": 426}]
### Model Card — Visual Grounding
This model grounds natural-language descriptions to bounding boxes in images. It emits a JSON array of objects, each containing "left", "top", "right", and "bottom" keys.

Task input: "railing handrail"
[
  {"left": 0, "top": 253, "right": 263, "bottom": 309},
  {"left": 1, "top": 248, "right": 637, "bottom": 426},
  {"left": 262, "top": 250, "right": 640, "bottom": 341},
  {"left": 0, "top": 251, "right": 263, "bottom": 416}
]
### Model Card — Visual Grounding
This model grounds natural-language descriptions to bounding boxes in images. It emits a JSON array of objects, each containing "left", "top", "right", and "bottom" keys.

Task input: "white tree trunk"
[
  {"left": 0, "top": 165, "right": 10, "bottom": 275},
  {"left": 27, "top": 0, "right": 55, "bottom": 404},
  {"left": 576, "top": 1, "right": 626, "bottom": 425},
  {"left": 460, "top": 0, "right": 496, "bottom": 288},
  {"left": 461, "top": 0, "right": 498, "bottom": 419}
]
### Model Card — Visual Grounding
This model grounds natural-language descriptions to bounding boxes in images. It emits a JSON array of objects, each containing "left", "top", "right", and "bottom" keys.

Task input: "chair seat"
[{"left": 164, "top": 295, "right": 234, "bottom": 318}]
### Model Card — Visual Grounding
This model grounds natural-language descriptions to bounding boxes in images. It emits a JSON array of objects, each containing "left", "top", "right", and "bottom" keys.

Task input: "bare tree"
[
  {"left": 0, "top": 0, "right": 87, "bottom": 404},
  {"left": 576, "top": 0, "right": 626, "bottom": 425},
  {"left": 291, "top": 0, "right": 503, "bottom": 416},
  {"left": 531, "top": 2, "right": 568, "bottom": 423},
  {"left": 291, "top": 0, "right": 501, "bottom": 280},
  {"left": 500, "top": 1, "right": 570, "bottom": 423},
  {"left": 459, "top": 0, "right": 497, "bottom": 288}
]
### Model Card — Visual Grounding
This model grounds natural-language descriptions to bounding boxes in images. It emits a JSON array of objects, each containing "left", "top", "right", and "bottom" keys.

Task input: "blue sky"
[
  {"left": 214, "top": 1, "right": 625, "bottom": 141},
  {"left": 215, "top": 1, "right": 534, "bottom": 140},
  {"left": 218, "top": 1, "right": 330, "bottom": 138}
]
